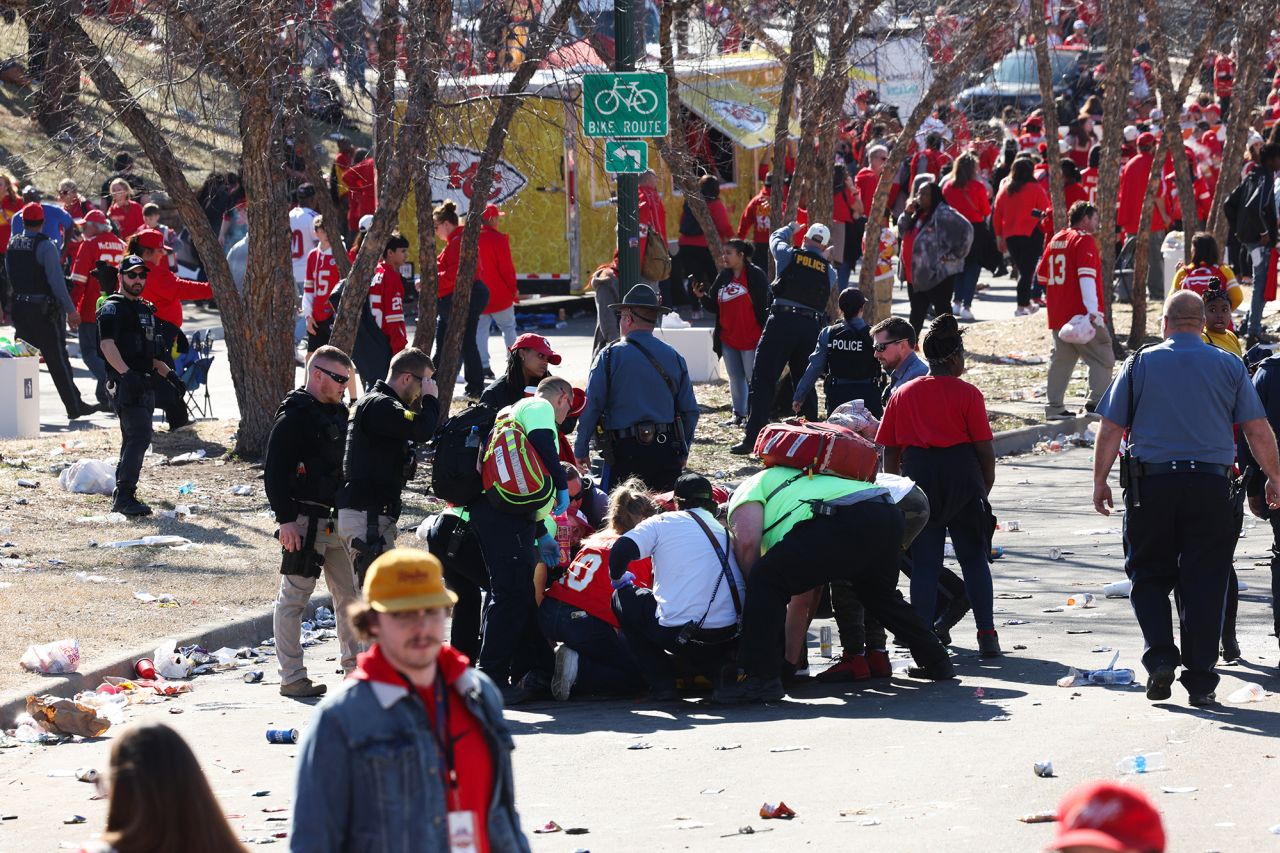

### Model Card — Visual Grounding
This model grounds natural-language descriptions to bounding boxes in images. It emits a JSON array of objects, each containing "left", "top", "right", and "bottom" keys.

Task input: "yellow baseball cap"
[{"left": 362, "top": 549, "right": 459, "bottom": 612}]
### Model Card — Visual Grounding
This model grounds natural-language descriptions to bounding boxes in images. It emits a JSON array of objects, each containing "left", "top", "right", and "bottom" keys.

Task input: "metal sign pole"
[{"left": 614, "top": 0, "right": 641, "bottom": 291}]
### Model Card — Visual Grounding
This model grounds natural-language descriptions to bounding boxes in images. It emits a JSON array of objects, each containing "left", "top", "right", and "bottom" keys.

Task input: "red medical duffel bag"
[{"left": 753, "top": 418, "right": 879, "bottom": 482}]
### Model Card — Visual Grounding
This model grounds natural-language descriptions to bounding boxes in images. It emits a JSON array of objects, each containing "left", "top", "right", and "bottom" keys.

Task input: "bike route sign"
[
  {"left": 583, "top": 73, "right": 668, "bottom": 138},
  {"left": 604, "top": 140, "right": 649, "bottom": 174}
]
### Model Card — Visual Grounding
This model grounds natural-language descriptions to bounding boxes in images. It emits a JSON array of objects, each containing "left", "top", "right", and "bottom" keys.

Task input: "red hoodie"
[
  {"left": 352, "top": 643, "right": 494, "bottom": 853},
  {"left": 436, "top": 227, "right": 463, "bottom": 298},
  {"left": 140, "top": 258, "right": 213, "bottom": 328},
  {"left": 476, "top": 224, "right": 517, "bottom": 314}
]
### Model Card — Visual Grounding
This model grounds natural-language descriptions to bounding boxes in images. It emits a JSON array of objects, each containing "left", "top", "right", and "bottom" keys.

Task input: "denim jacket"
[{"left": 290, "top": 666, "right": 530, "bottom": 853}]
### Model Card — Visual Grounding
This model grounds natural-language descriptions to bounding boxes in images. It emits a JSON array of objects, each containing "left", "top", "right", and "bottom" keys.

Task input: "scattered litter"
[
  {"left": 134, "top": 591, "right": 179, "bottom": 605},
  {"left": 769, "top": 746, "right": 809, "bottom": 753},
  {"left": 838, "top": 808, "right": 871, "bottom": 816},
  {"left": 1066, "top": 629, "right": 1093, "bottom": 634},
  {"left": 19, "top": 638, "right": 80, "bottom": 674},
  {"left": 1103, "top": 579, "right": 1132, "bottom": 598},
  {"left": 759, "top": 802, "right": 796, "bottom": 819},
  {"left": 1017, "top": 812, "right": 1057, "bottom": 824},
  {"left": 230, "top": 484, "right": 255, "bottom": 496},
  {"left": 995, "top": 593, "right": 1032, "bottom": 599},
  {"left": 1226, "top": 683, "right": 1267, "bottom": 704},
  {"left": 1074, "top": 527, "right": 1121, "bottom": 536},
  {"left": 1066, "top": 593, "right": 1095, "bottom": 609},
  {"left": 1033, "top": 761, "right": 1055, "bottom": 778},
  {"left": 74, "top": 767, "right": 99, "bottom": 783},
  {"left": 16, "top": 478, "right": 38, "bottom": 488},
  {"left": 714, "top": 744, "right": 742, "bottom": 751},
  {"left": 1091, "top": 646, "right": 1114, "bottom": 653},
  {"left": 253, "top": 790, "right": 271, "bottom": 797},
  {"left": 76, "top": 512, "right": 128, "bottom": 524},
  {"left": 63, "top": 815, "right": 86, "bottom": 825},
  {"left": 105, "top": 535, "right": 193, "bottom": 548},
  {"left": 534, "top": 821, "right": 562, "bottom": 834},
  {"left": 76, "top": 572, "right": 124, "bottom": 584},
  {"left": 973, "top": 688, "right": 985, "bottom": 698},
  {"left": 1005, "top": 520, "right": 1021, "bottom": 532},
  {"left": 1003, "top": 619, "right": 1030, "bottom": 626},
  {"left": 177, "top": 482, "right": 195, "bottom": 495},
  {"left": 266, "top": 728, "right": 299, "bottom": 744},
  {"left": 564, "top": 827, "right": 589, "bottom": 835},
  {"left": 1014, "top": 645, "right": 1028, "bottom": 651},
  {"left": 701, "top": 788, "right": 724, "bottom": 795},
  {"left": 845, "top": 817, "right": 881, "bottom": 826},
  {"left": 1117, "top": 752, "right": 1166, "bottom": 774},
  {"left": 26, "top": 695, "right": 111, "bottom": 737},
  {"left": 1042, "top": 607, "right": 1065, "bottom": 613},
  {"left": 1048, "top": 548, "right": 1070, "bottom": 560},
  {"left": 721, "top": 826, "right": 771, "bottom": 837},
  {"left": 167, "top": 450, "right": 207, "bottom": 465},
  {"left": 1161, "top": 786, "right": 1198, "bottom": 794},
  {"left": 154, "top": 640, "right": 194, "bottom": 679},
  {"left": 627, "top": 742, "right": 652, "bottom": 750},
  {"left": 58, "top": 459, "right": 115, "bottom": 495}
]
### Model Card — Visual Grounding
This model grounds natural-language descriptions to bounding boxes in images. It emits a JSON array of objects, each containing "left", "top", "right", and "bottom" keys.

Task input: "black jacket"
[
  {"left": 699, "top": 262, "right": 769, "bottom": 354},
  {"left": 479, "top": 375, "right": 526, "bottom": 410},
  {"left": 264, "top": 389, "right": 350, "bottom": 524},
  {"left": 339, "top": 380, "right": 440, "bottom": 517}
]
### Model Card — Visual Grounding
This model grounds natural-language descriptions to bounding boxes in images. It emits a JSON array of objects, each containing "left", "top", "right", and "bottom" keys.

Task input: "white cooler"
[
  {"left": 0, "top": 357, "right": 40, "bottom": 438},
  {"left": 654, "top": 327, "right": 721, "bottom": 383}
]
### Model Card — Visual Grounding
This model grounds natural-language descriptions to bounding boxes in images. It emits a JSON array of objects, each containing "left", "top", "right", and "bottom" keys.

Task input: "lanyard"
[{"left": 400, "top": 669, "right": 460, "bottom": 809}]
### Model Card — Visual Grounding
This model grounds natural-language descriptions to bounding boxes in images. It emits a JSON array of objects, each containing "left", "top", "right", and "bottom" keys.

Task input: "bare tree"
[
  {"left": 1126, "top": 128, "right": 1172, "bottom": 347},
  {"left": 1095, "top": 0, "right": 1138, "bottom": 338},
  {"left": 1029, "top": 8, "right": 1066, "bottom": 229}
]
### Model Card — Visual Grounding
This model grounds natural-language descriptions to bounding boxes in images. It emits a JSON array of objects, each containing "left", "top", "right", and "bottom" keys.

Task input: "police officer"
[
  {"left": 713, "top": 465, "right": 954, "bottom": 704},
  {"left": 731, "top": 221, "right": 837, "bottom": 454},
  {"left": 264, "top": 345, "right": 360, "bottom": 699},
  {"left": 574, "top": 283, "right": 699, "bottom": 491},
  {"left": 97, "top": 255, "right": 183, "bottom": 516},
  {"left": 1093, "top": 290, "right": 1280, "bottom": 706},
  {"left": 337, "top": 347, "right": 439, "bottom": 584},
  {"left": 6, "top": 202, "right": 97, "bottom": 420},
  {"left": 791, "top": 287, "right": 884, "bottom": 418}
]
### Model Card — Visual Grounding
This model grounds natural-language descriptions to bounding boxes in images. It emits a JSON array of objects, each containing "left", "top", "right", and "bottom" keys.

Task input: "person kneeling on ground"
[
  {"left": 713, "top": 467, "right": 954, "bottom": 705},
  {"left": 291, "top": 549, "right": 531, "bottom": 853},
  {"left": 541, "top": 479, "right": 658, "bottom": 700},
  {"left": 610, "top": 473, "right": 744, "bottom": 702}
]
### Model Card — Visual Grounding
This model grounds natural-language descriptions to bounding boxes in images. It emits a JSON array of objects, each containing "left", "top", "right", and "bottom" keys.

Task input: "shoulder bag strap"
[
  {"left": 689, "top": 511, "right": 741, "bottom": 618},
  {"left": 761, "top": 471, "right": 807, "bottom": 536}
]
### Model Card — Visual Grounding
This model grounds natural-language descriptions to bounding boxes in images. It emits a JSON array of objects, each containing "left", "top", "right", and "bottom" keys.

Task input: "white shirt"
[
  {"left": 288, "top": 206, "right": 319, "bottom": 284},
  {"left": 622, "top": 508, "right": 743, "bottom": 629}
]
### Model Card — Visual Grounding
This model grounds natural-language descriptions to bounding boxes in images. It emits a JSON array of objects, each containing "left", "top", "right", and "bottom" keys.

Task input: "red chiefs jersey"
[
  {"left": 1081, "top": 167, "right": 1099, "bottom": 202},
  {"left": 369, "top": 260, "right": 407, "bottom": 353},
  {"left": 69, "top": 232, "right": 127, "bottom": 322},
  {"left": 737, "top": 190, "right": 772, "bottom": 243},
  {"left": 545, "top": 534, "right": 655, "bottom": 628},
  {"left": 1178, "top": 263, "right": 1229, "bottom": 296},
  {"left": 1037, "top": 227, "right": 1102, "bottom": 330},
  {"left": 1214, "top": 55, "right": 1235, "bottom": 98},
  {"left": 304, "top": 247, "right": 340, "bottom": 322}
]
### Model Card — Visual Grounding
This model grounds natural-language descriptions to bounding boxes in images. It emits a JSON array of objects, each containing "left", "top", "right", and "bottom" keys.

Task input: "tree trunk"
[
  {"left": 1127, "top": 130, "right": 1172, "bottom": 348},
  {"left": 1207, "top": 4, "right": 1269, "bottom": 246},
  {"left": 1030, "top": 8, "right": 1066, "bottom": 229},
  {"left": 432, "top": 0, "right": 581, "bottom": 411},
  {"left": 1094, "top": 0, "right": 1137, "bottom": 339},
  {"left": 411, "top": 168, "right": 441, "bottom": 353},
  {"left": 373, "top": 0, "right": 399, "bottom": 195},
  {"left": 1141, "top": 0, "right": 1228, "bottom": 258},
  {"left": 291, "top": 118, "right": 353, "bottom": 277},
  {"left": 28, "top": 10, "right": 78, "bottom": 135},
  {"left": 768, "top": 1, "right": 812, "bottom": 236}
]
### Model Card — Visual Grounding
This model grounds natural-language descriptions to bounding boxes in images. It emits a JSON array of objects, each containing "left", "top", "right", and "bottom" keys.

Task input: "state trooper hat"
[{"left": 609, "top": 283, "right": 671, "bottom": 316}]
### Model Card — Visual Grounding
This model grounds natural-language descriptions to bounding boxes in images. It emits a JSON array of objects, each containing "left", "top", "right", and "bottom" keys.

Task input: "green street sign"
[
  {"left": 583, "top": 73, "right": 668, "bottom": 138},
  {"left": 604, "top": 140, "right": 648, "bottom": 174}
]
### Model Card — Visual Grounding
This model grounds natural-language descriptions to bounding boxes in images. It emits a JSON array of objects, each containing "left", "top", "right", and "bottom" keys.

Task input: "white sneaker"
[
  {"left": 951, "top": 301, "right": 963, "bottom": 315},
  {"left": 552, "top": 645, "right": 579, "bottom": 701},
  {"left": 959, "top": 306, "right": 975, "bottom": 322},
  {"left": 1014, "top": 306, "right": 1032, "bottom": 317}
]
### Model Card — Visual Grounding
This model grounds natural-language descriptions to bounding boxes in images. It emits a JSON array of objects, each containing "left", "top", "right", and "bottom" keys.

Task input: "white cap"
[
  {"left": 1249, "top": 129, "right": 1264, "bottom": 148},
  {"left": 1150, "top": 107, "right": 1163, "bottom": 121},
  {"left": 1073, "top": 19, "right": 1086, "bottom": 29},
  {"left": 1123, "top": 125, "right": 1139, "bottom": 142},
  {"left": 805, "top": 222, "right": 831, "bottom": 246},
  {"left": 358, "top": 214, "right": 374, "bottom": 231}
]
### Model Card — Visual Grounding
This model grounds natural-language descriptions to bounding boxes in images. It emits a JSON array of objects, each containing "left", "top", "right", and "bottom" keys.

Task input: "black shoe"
[
  {"left": 712, "top": 675, "right": 784, "bottom": 705},
  {"left": 1084, "top": 401, "right": 1098, "bottom": 414},
  {"left": 646, "top": 686, "right": 680, "bottom": 703},
  {"left": 1222, "top": 638, "right": 1242, "bottom": 663},
  {"left": 729, "top": 441, "right": 753, "bottom": 456},
  {"left": 518, "top": 669, "right": 552, "bottom": 700},
  {"left": 1145, "top": 665, "right": 1175, "bottom": 701},
  {"left": 1046, "top": 409, "right": 1076, "bottom": 420},
  {"left": 933, "top": 596, "right": 971, "bottom": 646},
  {"left": 482, "top": 368, "right": 495, "bottom": 381},
  {"left": 977, "top": 630, "right": 1002, "bottom": 658},
  {"left": 907, "top": 660, "right": 956, "bottom": 680},
  {"left": 111, "top": 488, "right": 152, "bottom": 517},
  {"left": 168, "top": 411, "right": 193, "bottom": 431},
  {"left": 68, "top": 402, "right": 99, "bottom": 420},
  {"left": 1188, "top": 691, "right": 1217, "bottom": 707}
]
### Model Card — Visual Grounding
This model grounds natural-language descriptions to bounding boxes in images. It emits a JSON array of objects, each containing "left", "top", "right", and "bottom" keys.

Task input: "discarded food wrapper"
[
  {"left": 1161, "top": 786, "right": 1198, "bottom": 794},
  {"left": 1066, "top": 593, "right": 1095, "bottom": 608},
  {"left": 58, "top": 459, "right": 115, "bottom": 496},
  {"left": 760, "top": 802, "right": 796, "bottom": 820},
  {"left": 1103, "top": 579, "right": 1133, "bottom": 598},
  {"left": 230, "top": 484, "right": 255, "bottom": 496},
  {"left": 1226, "top": 683, "right": 1267, "bottom": 704},
  {"left": 714, "top": 743, "right": 742, "bottom": 751},
  {"left": 1033, "top": 761, "right": 1055, "bottom": 778},
  {"left": 1003, "top": 619, "right": 1030, "bottom": 626},
  {"left": 167, "top": 450, "right": 207, "bottom": 465},
  {"left": 1018, "top": 811, "right": 1058, "bottom": 824},
  {"left": 769, "top": 746, "right": 809, "bottom": 753},
  {"left": 153, "top": 639, "right": 194, "bottom": 679},
  {"left": 534, "top": 821, "right": 562, "bottom": 834},
  {"left": 19, "top": 638, "right": 81, "bottom": 674},
  {"left": 25, "top": 695, "right": 111, "bottom": 738}
]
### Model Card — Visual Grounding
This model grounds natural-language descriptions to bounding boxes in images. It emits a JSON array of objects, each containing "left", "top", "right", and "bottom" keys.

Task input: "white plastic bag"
[
  {"left": 153, "top": 639, "right": 193, "bottom": 679},
  {"left": 58, "top": 459, "right": 116, "bottom": 496},
  {"left": 19, "top": 639, "right": 81, "bottom": 674},
  {"left": 1058, "top": 314, "right": 1096, "bottom": 345}
]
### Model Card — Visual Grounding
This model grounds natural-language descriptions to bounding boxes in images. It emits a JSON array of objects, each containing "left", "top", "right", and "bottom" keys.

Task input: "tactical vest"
[
  {"left": 775, "top": 248, "right": 831, "bottom": 312},
  {"left": 97, "top": 294, "right": 161, "bottom": 373},
  {"left": 278, "top": 390, "right": 348, "bottom": 511},
  {"left": 342, "top": 381, "right": 416, "bottom": 508},
  {"left": 825, "top": 322, "right": 880, "bottom": 382},
  {"left": 7, "top": 231, "right": 49, "bottom": 296}
]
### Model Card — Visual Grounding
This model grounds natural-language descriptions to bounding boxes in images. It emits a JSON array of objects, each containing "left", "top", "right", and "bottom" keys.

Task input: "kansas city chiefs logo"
[{"left": 430, "top": 145, "right": 529, "bottom": 216}]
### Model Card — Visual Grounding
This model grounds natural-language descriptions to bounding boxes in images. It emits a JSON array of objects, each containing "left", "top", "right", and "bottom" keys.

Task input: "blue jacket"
[{"left": 290, "top": 664, "right": 530, "bottom": 853}]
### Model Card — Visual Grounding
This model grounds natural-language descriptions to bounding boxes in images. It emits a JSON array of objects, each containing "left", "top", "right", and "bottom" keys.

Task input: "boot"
[
  {"left": 111, "top": 487, "right": 152, "bottom": 517},
  {"left": 933, "top": 594, "right": 971, "bottom": 645},
  {"left": 977, "top": 629, "right": 1002, "bottom": 658}
]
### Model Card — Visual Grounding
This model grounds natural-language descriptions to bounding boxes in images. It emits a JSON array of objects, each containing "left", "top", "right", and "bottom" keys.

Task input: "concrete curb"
[
  {"left": 1, "top": 594, "right": 333, "bottom": 728},
  {"left": 991, "top": 414, "right": 1096, "bottom": 457}
]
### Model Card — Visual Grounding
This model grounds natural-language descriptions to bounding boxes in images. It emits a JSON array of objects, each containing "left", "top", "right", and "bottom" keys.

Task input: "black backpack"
[{"left": 428, "top": 403, "right": 497, "bottom": 505}]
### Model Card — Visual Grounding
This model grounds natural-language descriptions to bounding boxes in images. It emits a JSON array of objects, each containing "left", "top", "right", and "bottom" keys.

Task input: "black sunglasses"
[
  {"left": 121, "top": 271, "right": 147, "bottom": 280},
  {"left": 873, "top": 339, "right": 906, "bottom": 352},
  {"left": 314, "top": 364, "right": 350, "bottom": 384}
]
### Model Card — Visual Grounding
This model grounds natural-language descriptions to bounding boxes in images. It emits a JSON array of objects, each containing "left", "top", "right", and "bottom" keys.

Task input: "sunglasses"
[
  {"left": 121, "top": 271, "right": 147, "bottom": 281},
  {"left": 873, "top": 339, "right": 906, "bottom": 352},
  {"left": 314, "top": 364, "right": 350, "bottom": 384},
  {"left": 568, "top": 488, "right": 583, "bottom": 502}
]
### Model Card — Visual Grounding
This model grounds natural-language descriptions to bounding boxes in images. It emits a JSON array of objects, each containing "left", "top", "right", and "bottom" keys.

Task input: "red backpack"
[
  {"left": 753, "top": 418, "right": 879, "bottom": 482},
  {"left": 481, "top": 411, "right": 554, "bottom": 514}
]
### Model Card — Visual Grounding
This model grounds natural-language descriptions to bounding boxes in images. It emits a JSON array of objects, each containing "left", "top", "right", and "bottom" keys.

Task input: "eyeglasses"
[
  {"left": 408, "top": 373, "right": 433, "bottom": 384},
  {"left": 873, "top": 339, "right": 906, "bottom": 352},
  {"left": 121, "top": 271, "right": 146, "bottom": 281},
  {"left": 568, "top": 488, "right": 583, "bottom": 502},
  {"left": 314, "top": 364, "right": 350, "bottom": 384}
]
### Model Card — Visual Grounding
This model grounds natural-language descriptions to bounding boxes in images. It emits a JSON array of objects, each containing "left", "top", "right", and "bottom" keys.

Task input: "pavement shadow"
[{"left": 1156, "top": 700, "right": 1280, "bottom": 739}]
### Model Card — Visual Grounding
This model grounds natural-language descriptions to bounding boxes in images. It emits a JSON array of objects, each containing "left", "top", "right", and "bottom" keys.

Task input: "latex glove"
[
  {"left": 611, "top": 570, "right": 636, "bottom": 590},
  {"left": 1088, "top": 311, "right": 1106, "bottom": 326},
  {"left": 554, "top": 488, "right": 570, "bottom": 516},
  {"left": 537, "top": 533, "right": 560, "bottom": 568}
]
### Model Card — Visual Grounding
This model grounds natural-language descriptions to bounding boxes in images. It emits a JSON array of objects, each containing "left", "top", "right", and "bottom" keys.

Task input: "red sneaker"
[
  {"left": 815, "top": 653, "right": 870, "bottom": 682},
  {"left": 866, "top": 648, "right": 892, "bottom": 678}
]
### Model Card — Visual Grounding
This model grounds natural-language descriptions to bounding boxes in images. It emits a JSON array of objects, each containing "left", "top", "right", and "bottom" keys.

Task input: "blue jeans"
[
  {"left": 953, "top": 253, "right": 982, "bottom": 309},
  {"left": 1247, "top": 243, "right": 1272, "bottom": 336},
  {"left": 538, "top": 596, "right": 643, "bottom": 695},
  {"left": 77, "top": 323, "right": 109, "bottom": 405},
  {"left": 721, "top": 345, "right": 755, "bottom": 419},
  {"left": 908, "top": 499, "right": 994, "bottom": 632}
]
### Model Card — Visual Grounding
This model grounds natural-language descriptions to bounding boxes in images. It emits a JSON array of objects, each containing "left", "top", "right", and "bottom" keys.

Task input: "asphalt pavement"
[{"left": 2, "top": 447, "right": 1278, "bottom": 852}]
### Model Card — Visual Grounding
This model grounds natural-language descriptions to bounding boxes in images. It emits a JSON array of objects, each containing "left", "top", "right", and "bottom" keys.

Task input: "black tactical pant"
[
  {"left": 743, "top": 310, "right": 822, "bottom": 447},
  {"left": 13, "top": 301, "right": 87, "bottom": 417},
  {"left": 606, "top": 435, "right": 684, "bottom": 492},
  {"left": 111, "top": 384, "right": 154, "bottom": 493}
]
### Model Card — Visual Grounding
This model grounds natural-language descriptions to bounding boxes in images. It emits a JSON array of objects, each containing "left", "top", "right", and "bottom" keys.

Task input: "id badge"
[{"left": 447, "top": 811, "right": 478, "bottom": 852}]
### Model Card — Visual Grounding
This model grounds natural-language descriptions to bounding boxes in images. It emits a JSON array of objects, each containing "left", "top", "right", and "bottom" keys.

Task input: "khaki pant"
[
  {"left": 273, "top": 514, "right": 362, "bottom": 686},
  {"left": 337, "top": 507, "right": 397, "bottom": 566},
  {"left": 1046, "top": 323, "right": 1116, "bottom": 412}
]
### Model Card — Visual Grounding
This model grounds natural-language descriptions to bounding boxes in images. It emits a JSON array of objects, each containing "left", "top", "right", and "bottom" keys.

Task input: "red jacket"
[
  {"left": 855, "top": 167, "right": 897, "bottom": 218},
  {"left": 993, "top": 180, "right": 1051, "bottom": 239},
  {"left": 69, "top": 231, "right": 126, "bottom": 322},
  {"left": 1041, "top": 182, "right": 1091, "bottom": 234},
  {"left": 677, "top": 199, "right": 733, "bottom": 248},
  {"left": 737, "top": 189, "right": 772, "bottom": 243},
  {"left": 1117, "top": 152, "right": 1171, "bottom": 233},
  {"left": 140, "top": 258, "right": 212, "bottom": 328},
  {"left": 343, "top": 158, "right": 377, "bottom": 231},
  {"left": 370, "top": 260, "right": 407, "bottom": 353},
  {"left": 109, "top": 200, "right": 145, "bottom": 240},
  {"left": 638, "top": 184, "right": 667, "bottom": 262},
  {"left": 476, "top": 225, "right": 517, "bottom": 314},
  {"left": 436, "top": 227, "right": 462, "bottom": 298}
]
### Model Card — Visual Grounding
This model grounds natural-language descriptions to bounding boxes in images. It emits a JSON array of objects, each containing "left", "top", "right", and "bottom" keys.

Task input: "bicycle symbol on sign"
[{"left": 593, "top": 78, "right": 659, "bottom": 116}]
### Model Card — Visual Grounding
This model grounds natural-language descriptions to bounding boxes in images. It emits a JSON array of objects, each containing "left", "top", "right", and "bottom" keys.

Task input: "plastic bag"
[
  {"left": 20, "top": 639, "right": 81, "bottom": 674},
  {"left": 26, "top": 694, "right": 112, "bottom": 738},
  {"left": 57, "top": 459, "right": 116, "bottom": 496},
  {"left": 827, "top": 400, "right": 880, "bottom": 442},
  {"left": 153, "top": 639, "right": 194, "bottom": 679},
  {"left": 1058, "top": 314, "right": 1096, "bottom": 345}
]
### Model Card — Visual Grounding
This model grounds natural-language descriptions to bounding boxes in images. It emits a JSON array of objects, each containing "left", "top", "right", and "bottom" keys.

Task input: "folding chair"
[{"left": 180, "top": 355, "right": 216, "bottom": 418}]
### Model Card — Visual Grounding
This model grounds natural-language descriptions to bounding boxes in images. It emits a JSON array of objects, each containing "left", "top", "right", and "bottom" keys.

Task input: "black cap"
[
  {"left": 21, "top": 185, "right": 39, "bottom": 201},
  {"left": 674, "top": 473, "right": 714, "bottom": 509},
  {"left": 296, "top": 183, "right": 315, "bottom": 199},
  {"left": 119, "top": 255, "right": 148, "bottom": 276}
]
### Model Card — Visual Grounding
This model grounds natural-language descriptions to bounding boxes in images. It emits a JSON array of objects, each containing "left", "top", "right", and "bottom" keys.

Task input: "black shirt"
[
  {"left": 264, "top": 389, "right": 351, "bottom": 522},
  {"left": 96, "top": 294, "right": 159, "bottom": 378}
]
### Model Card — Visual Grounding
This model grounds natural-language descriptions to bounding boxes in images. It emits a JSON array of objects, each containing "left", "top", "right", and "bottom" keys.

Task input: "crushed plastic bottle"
[
  {"left": 1087, "top": 668, "right": 1135, "bottom": 685},
  {"left": 177, "top": 482, "right": 195, "bottom": 496},
  {"left": 1067, "top": 593, "right": 1095, "bottom": 608},
  {"left": 1226, "top": 683, "right": 1267, "bottom": 704},
  {"left": 1117, "top": 752, "right": 1166, "bottom": 774}
]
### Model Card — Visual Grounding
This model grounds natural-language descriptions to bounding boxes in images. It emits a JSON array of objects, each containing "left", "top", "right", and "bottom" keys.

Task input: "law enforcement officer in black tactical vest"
[
  {"left": 574, "top": 284, "right": 699, "bottom": 491},
  {"left": 731, "top": 221, "right": 838, "bottom": 454},
  {"left": 790, "top": 287, "right": 885, "bottom": 419},
  {"left": 97, "top": 255, "right": 183, "bottom": 516},
  {"left": 264, "top": 345, "right": 360, "bottom": 699},
  {"left": 337, "top": 347, "right": 439, "bottom": 585},
  {"left": 6, "top": 201, "right": 97, "bottom": 419}
]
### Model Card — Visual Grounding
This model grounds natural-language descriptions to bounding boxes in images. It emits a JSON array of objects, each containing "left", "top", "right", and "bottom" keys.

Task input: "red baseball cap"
[
  {"left": 510, "top": 333, "right": 561, "bottom": 365},
  {"left": 132, "top": 228, "right": 165, "bottom": 250},
  {"left": 1047, "top": 781, "right": 1165, "bottom": 852},
  {"left": 1137, "top": 131, "right": 1157, "bottom": 148},
  {"left": 20, "top": 201, "right": 43, "bottom": 222},
  {"left": 568, "top": 386, "right": 587, "bottom": 417},
  {"left": 77, "top": 209, "right": 109, "bottom": 227},
  {"left": 482, "top": 203, "right": 504, "bottom": 220}
]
